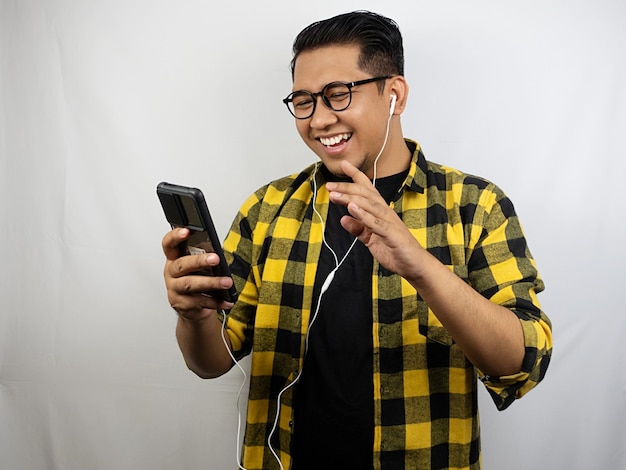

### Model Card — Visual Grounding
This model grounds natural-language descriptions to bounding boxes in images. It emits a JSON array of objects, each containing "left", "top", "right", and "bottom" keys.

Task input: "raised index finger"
[
  {"left": 325, "top": 160, "right": 375, "bottom": 197},
  {"left": 340, "top": 160, "right": 372, "bottom": 186}
]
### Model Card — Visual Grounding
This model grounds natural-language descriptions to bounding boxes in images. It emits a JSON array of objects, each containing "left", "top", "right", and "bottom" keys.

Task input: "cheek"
[
  {"left": 295, "top": 120, "right": 307, "bottom": 136},
  {"left": 295, "top": 121, "right": 314, "bottom": 144}
]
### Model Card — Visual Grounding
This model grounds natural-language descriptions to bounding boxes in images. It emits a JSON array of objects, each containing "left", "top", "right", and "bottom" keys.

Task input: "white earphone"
[{"left": 389, "top": 94, "right": 397, "bottom": 116}]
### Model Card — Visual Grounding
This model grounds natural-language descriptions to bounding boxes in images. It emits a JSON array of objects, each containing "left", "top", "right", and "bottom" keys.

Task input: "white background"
[{"left": 1, "top": 0, "right": 625, "bottom": 469}]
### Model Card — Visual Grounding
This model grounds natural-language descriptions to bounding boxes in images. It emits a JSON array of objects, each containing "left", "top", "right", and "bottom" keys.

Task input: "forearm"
[
  {"left": 175, "top": 312, "right": 234, "bottom": 379},
  {"left": 409, "top": 250, "right": 525, "bottom": 377},
  {"left": 325, "top": 162, "right": 527, "bottom": 376}
]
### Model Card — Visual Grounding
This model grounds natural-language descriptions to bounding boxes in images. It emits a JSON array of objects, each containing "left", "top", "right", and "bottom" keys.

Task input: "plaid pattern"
[{"left": 221, "top": 140, "right": 552, "bottom": 470}]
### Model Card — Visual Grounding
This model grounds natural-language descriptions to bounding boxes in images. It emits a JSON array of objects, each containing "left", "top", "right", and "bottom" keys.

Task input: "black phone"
[{"left": 157, "top": 181, "right": 237, "bottom": 303}]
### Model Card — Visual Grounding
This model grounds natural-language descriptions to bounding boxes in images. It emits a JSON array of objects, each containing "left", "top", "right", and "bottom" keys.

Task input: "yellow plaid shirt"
[{"left": 221, "top": 140, "right": 552, "bottom": 470}]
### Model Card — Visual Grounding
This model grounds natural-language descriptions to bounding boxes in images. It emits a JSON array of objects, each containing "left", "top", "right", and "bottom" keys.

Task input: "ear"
[{"left": 388, "top": 76, "right": 409, "bottom": 115}]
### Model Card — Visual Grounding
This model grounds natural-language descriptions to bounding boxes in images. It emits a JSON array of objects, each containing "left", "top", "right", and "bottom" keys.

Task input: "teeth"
[{"left": 320, "top": 133, "right": 351, "bottom": 146}]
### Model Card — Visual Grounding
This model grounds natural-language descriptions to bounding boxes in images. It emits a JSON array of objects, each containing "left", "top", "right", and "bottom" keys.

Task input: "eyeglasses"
[{"left": 282, "top": 76, "right": 392, "bottom": 119}]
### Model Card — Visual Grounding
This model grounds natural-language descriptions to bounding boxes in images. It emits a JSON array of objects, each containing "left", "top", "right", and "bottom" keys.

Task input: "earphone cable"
[
  {"left": 267, "top": 108, "right": 394, "bottom": 468},
  {"left": 220, "top": 310, "right": 250, "bottom": 470}
]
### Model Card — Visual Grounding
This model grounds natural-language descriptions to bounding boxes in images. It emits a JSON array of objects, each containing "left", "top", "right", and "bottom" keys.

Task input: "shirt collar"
[{"left": 403, "top": 139, "right": 426, "bottom": 194}]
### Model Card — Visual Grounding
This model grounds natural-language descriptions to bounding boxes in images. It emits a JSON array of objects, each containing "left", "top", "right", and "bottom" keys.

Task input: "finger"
[
  {"left": 167, "top": 272, "right": 234, "bottom": 310},
  {"left": 170, "top": 292, "right": 232, "bottom": 321},
  {"left": 329, "top": 182, "right": 390, "bottom": 228},
  {"left": 167, "top": 273, "right": 235, "bottom": 321},
  {"left": 339, "top": 212, "right": 365, "bottom": 238},
  {"left": 327, "top": 181, "right": 376, "bottom": 209},
  {"left": 169, "top": 270, "right": 230, "bottom": 293},
  {"left": 345, "top": 200, "right": 391, "bottom": 237},
  {"left": 340, "top": 160, "right": 371, "bottom": 185},
  {"left": 326, "top": 167, "right": 375, "bottom": 198},
  {"left": 162, "top": 227, "right": 190, "bottom": 260},
  {"left": 166, "top": 252, "right": 221, "bottom": 280},
  {"left": 174, "top": 287, "right": 235, "bottom": 310},
  {"left": 166, "top": 252, "right": 234, "bottom": 295}
]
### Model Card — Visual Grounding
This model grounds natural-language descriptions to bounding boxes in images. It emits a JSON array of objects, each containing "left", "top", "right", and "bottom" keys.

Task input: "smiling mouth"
[{"left": 319, "top": 133, "right": 352, "bottom": 147}]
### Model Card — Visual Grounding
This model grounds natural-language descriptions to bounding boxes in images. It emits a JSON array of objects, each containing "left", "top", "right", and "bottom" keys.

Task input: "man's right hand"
[{"left": 162, "top": 227, "right": 235, "bottom": 322}]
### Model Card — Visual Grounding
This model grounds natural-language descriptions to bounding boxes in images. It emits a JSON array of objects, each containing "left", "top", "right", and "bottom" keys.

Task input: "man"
[{"left": 162, "top": 11, "right": 552, "bottom": 470}]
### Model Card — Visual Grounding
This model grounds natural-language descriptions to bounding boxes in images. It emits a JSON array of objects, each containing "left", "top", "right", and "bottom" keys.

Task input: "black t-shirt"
[{"left": 291, "top": 167, "right": 407, "bottom": 469}]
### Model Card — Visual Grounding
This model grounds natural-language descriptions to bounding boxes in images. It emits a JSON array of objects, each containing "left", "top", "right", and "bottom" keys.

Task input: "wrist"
[{"left": 176, "top": 307, "right": 216, "bottom": 324}]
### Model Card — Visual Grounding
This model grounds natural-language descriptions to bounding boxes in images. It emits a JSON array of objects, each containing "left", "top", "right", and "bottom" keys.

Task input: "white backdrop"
[{"left": 1, "top": 0, "right": 625, "bottom": 469}]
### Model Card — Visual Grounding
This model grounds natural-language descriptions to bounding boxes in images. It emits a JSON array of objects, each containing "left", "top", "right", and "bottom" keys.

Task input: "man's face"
[{"left": 291, "top": 44, "right": 392, "bottom": 178}]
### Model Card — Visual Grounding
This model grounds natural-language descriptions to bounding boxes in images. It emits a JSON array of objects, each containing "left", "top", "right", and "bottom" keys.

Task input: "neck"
[{"left": 367, "top": 123, "right": 411, "bottom": 179}]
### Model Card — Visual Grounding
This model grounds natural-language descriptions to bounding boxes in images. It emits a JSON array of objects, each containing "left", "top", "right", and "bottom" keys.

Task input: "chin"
[{"left": 318, "top": 159, "right": 348, "bottom": 178}]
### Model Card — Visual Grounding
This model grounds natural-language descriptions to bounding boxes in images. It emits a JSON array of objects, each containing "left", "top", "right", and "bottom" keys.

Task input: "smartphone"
[{"left": 157, "top": 181, "right": 237, "bottom": 302}]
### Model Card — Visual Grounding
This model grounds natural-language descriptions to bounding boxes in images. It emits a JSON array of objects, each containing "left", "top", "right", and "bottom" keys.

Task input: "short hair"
[{"left": 290, "top": 10, "right": 405, "bottom": 86}]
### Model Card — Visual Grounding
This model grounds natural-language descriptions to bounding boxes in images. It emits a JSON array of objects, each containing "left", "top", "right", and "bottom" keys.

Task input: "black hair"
[{"left": 290, "top": 10, "right": 405, "bottom": 85}]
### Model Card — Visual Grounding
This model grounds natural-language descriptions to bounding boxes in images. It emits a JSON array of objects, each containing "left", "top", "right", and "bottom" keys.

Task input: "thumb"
[{"left": 162, "top": 227, "right": 189, "bottom": 260}]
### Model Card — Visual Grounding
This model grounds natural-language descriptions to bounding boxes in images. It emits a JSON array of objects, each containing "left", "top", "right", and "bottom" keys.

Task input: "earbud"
[{"left": 389, "top": 94, "right": 397, "bottom": 116}]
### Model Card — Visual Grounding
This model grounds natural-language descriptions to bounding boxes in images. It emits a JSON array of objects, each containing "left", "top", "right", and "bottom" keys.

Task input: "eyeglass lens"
[{"left": 288, "top": 82, "right": 352, "bottom": 119}]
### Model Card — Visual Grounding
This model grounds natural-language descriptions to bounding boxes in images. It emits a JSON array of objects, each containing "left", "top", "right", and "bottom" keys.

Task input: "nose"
[{"left": 309, "top": 98, "right": 338, "bottom": 129}]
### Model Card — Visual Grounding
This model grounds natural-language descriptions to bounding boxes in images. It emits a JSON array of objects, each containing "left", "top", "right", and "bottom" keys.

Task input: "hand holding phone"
[{"left": 157, "top": 182, "right": 237, "bottom": 304}]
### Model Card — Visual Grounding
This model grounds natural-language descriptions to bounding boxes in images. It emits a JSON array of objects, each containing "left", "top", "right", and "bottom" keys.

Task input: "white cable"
[
  {"left": 372, "top": 107, "right": 393, "bottom": 187},
  {"left": 310, "top": 163, "right": 341, "bottom": 268},
  {"left": 220, "top": 310, "right": 250, "bottom": 470},
  {"left": 267, "top": 109, "right": 395, "bottom": 469}
]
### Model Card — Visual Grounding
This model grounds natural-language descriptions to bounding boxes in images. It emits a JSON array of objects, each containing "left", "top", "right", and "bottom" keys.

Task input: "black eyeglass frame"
[{"left": 282, "top": 75, "right": 392, "bottom": 119}]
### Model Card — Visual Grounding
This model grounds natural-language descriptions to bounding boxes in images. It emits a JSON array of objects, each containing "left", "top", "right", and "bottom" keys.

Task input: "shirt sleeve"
[
  {"left": 219, "top": 188, "right": 266, "bottom": 360},
  {"left": 467, "top": 185, "right": 553, "bottom": 410}
]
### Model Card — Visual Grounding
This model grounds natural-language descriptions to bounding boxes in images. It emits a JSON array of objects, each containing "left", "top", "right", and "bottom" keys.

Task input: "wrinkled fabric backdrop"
[{"left": 1, "top": 1, "right": 624, "bottom": 469}]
